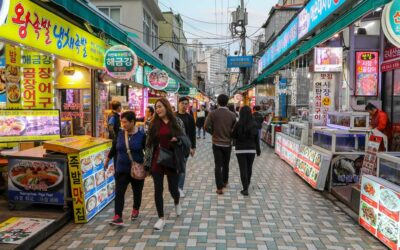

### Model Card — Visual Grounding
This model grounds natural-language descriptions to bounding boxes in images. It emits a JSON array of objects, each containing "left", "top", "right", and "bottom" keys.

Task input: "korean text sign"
[
  {"left": 0, "top": 0, "right": 106, "bottom": 68},
  {"left": 227, "top": 56, "right": 253, "bottom": 68},
  {"left": 312, "top": 73, "right": 335, "bottom": 126},
  {"left": 356, "top": 51, "right": 379, "bottom": 96},
  {"left": 21, "top": 50, "right": 54, "bottom": 109}
]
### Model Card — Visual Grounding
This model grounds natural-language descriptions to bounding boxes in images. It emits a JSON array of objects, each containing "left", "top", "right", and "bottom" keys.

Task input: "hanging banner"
[
  {"left": 5, "top": 44, "right": 21, "bottom": 109},
  {"left": 128, "top": 87, "right": 144, "bottom": 118},
  {"left": 0, "top": 0, "right": 106, "bottom": 68},
  {"left": 355, "top": 51, "right": 379, "bottom": 96},
  {"left": 21, "top": 51, "right": 54, "bottom": 109},
  {"left": 104, "top": 45, "right": 137, "bottom": 80},
  {"left": 134, "top": 65, "right": 143, "bottom": 84},
  {"left": 143, "top": 66, "right": 152, "bottom": 87},
  {"left": 382, "top": 0, "right": 400, "bottom": 48},
  {"left": 147, "top": 69, "right": 169, "bottom": 90},
  {"left": 311, "top": 73, "right": 335, "bottom": 126},
  {"left": 164, "top": 78, "right": 180, "bottom": 93}
]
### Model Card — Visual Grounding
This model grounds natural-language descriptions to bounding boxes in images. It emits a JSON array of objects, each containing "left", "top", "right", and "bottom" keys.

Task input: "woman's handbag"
[
  {"left": 125, "top": 131, "right": 147, "bottom": 180},
  {"left": 156, "top": 146, "right": 176, "bottom": 169}
]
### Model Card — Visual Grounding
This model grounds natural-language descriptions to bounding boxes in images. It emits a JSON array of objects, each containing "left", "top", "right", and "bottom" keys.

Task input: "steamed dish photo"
[
  {"left": 7, "top": 83, "right": 20, "bottom": 103},
  {"left": 86, "top": 195, "right": 97, "bottom": 213},
  {"left": 83, "top": 176, "right": 95, "bottom": 193},
  {"left": 10, "top": 163, "right": 62, "bottom": 191},
  {"left": 97, "top": 187, "right": 108, "bottom": 204},
  {"left": 377, "top": 214, "right": 398, "bottom": 243},
  {"left": 380, "top": 188, "right": 400, "bottom": 212},
  {"left": 95, "top": 170, "right": 105, "bottom": 186},
  {"left": 361, "top": 202, "right": 377, "bottom": 226},
  {"left": 105, "top": 164, "right": 114, "bottom": 179},
  {"left": 5, "top": 65, "right": 20, "bottom": 83},
  {"left": 81, "top": 157, "right": 93, "bottom": 173},
  {"left": 94, "top": 153, "right": 104, "bottom": 166},
  {"left": 107, "top": 182, "right": 115, "bottom": 197}
]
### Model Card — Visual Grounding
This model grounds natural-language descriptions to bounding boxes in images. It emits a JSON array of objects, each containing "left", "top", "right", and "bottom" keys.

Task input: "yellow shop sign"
[{"left": 0, "top": 0, "right": 106, "bottom": 68}]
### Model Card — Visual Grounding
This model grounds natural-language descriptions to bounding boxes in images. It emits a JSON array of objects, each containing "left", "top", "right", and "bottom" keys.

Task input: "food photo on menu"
[{"left": 0, "top": 115, "right": 60, "bottom": 137}]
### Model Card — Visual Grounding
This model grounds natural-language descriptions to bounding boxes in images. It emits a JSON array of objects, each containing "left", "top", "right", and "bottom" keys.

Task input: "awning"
[
  {"left": 50, "top": 0, "right": 195, "bottom": 89},
  {"left": 254, "top": 0, "right": 391, "bottom": 84},
  {"left": 236, "top": 83, "right": 255, "bottom": 92}
]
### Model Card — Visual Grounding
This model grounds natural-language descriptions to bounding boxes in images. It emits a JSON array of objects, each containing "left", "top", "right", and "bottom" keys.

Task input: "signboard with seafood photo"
[
  {"left": 360, "top": 175, "right": 400, "bottom": 250},
  {"left": 275, "top": 133, "right": 301, "bottom": 168},
  {"left": 0, "top": 110, "right": 60, "bottom": 142},
  {"left": 7, "top": 158, "right": 66, "bottom": 205},
  {"left": 147, "top": 69, "right": 169, "bottom": 90},
  {"left": 69, "top": 142, "right": 115, "bottom": 223},
  {"left": 355, "top": 51, "right": 379, "bottom": 96},
  {"left": 294, "top": 146, "right": 332, "bottom": 191}
]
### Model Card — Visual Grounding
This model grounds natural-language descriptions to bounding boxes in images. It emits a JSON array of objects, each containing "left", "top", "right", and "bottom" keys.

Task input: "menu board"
[
  {"left": 275, "top": 133, "right": 300, "bottom": 168},
  {"left": 294, "top": 146, "right": 332, "bottom": 190},
  {"left": 355, "top": 52, "right": 379, "bottom": 96},
  {"left": 0, "top": 110, "right": 60, "bottom": 142},
  {"left": 360, "top": 175, "right": 400, "bottom": 250},
  {"left": 360, "top": 135, "right": 382, "bottom": 181},
  {"left": 8, "top": 158, "right": 66, "bottom": 205},
  {"left": 68, "top": 142, "right": 115, "bottom": 223}
]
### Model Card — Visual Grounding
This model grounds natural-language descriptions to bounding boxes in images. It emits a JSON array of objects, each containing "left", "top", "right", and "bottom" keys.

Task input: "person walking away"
[
  {"left": 205, "top": 94, "right": 237, "bottom": 195},
  {"left": 104, "top": 111, "right": 146, "bottom": 225},
  {"left": 253, "top": 105, "right": 264, "bottom": 144},
  {"left": 108, "top": 100, "right": 122, "bottom": 140},
  {"left": 175, "top": 97, "right": 196, "bottom": 198},
  {"left": 228, "top": 104, "right": 239, "bottom": 121},
  {"left": 196, "top": 105, "right": 208, "bottom": 139},
  {"left": 144, "top": 98, "right": 186, "bottom": 230},
  {"left": 232, "top": 106, "right": 261, "bottom": 196},
  {"left": 144, "top": 106, "right": 154, "bottom": 132}
]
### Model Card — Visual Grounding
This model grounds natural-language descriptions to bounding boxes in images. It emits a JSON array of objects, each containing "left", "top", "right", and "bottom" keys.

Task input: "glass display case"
[
  {"left": 377, "top": 152, "right": 400, "bottom": 186},
  {"left": 327, "top": 111, "right": 370, "bottom": 131},
  {"left": 312, "top": 127, "right": 367, "bottom": 153},
  {"left": 281, "top": 122, "right": 309, "bottom": 145}
]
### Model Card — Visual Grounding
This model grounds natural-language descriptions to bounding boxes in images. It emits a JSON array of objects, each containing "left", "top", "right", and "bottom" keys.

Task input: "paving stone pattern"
[{"left": 46, "top": 138, "right": 387, "bottom": 250}]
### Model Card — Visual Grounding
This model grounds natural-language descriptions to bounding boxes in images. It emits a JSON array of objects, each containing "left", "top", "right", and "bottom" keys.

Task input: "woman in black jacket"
[{"left": 232, "top": 106, "right": 261, "bottom": 196}]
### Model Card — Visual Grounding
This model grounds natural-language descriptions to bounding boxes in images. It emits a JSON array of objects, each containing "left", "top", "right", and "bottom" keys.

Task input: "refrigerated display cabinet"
[
  {"left": 312, "top": 127, "right": 367, "bottom": 153},
  {"left": 377, "top": 152, "right": 400, "bottom": 186},
  {"left": 327, "top": 111, "right": 370, "bottom": 131}
]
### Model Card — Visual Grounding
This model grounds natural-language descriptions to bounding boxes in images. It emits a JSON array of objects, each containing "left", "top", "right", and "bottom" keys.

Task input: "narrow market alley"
[{"left": 38, "top": 138, "right": 386, "bottom": 250}]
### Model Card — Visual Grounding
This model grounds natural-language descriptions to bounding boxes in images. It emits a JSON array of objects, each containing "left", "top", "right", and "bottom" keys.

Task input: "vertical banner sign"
[
  {"left": 68, "top": 153, "right": 85, "bottom": 223},
  {"left": 312, "top": 73, "right": 335, "bottom": 126},
  {"left": 21, "top": 51, "right": 54, "bottom": 109},
  {"left": 143, "top": 66, "right": 152, "bottom": 87},
  {"left": 5, "top": 44, "right": 21, "bottom": 109},
  {"left": 128, "top": 87, "right": 144, "bottom": 118},
  {"left": 356, "top": 52, "right": 379, "bottom": 96},
  {"left": 359, "top": 135, "right": 383, "bottom": 182}
]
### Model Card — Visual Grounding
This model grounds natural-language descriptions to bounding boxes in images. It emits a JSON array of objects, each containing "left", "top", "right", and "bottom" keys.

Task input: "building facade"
[{"left": 204, "top": 47, "right": 227, "bottom": 95}]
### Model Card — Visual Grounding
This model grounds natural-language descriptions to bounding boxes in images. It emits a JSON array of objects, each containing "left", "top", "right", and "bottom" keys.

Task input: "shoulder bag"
[{"left": 125, "top": 130, "right": 147, "bottom": 180}]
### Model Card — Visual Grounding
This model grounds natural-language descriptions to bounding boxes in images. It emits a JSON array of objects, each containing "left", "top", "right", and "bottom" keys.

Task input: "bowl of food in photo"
[
  {"left": 9, "top": 163, "right": 63, "bottom": 192},
  {"left": 86, "top": 195, "right": 97, "bottom": 213},
  {"left": 7, "top": 83, "right": 20, "bottom": 103}
]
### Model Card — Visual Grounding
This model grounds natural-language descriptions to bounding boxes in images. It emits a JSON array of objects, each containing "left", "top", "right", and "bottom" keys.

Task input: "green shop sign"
[
  {"left": 165, "top": 78, "right": 180, "bottom": 93},
  {"left": 105, "top": 45, "right": 137, "bottom": 79},
  {"left": 383, "top": 0, "right": 400, "bottom": 48},
  {"left": 178, "top": 85, "right": 190, "bottom": 96}
]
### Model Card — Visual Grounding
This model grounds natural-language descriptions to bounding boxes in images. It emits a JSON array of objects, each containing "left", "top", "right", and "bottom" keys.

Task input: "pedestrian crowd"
[{"left": 105, "top": 94, "right": 264, "bottom": 230}]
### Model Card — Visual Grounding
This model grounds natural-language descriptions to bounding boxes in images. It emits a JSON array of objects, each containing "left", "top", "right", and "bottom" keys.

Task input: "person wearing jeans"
[
  {"left": 204, "top": 94, "right": 237, "bottom": 195},
  {"left": 196, "top": 105, "right": 208, "bottom": 139},
  {"left": 175, "top": 97, "right": 196, "bottom": 198},
  {"left": 105, "top": 111, "right": 146, "bottom": 225},
  {"left": 232, "top": 106, "right": 261, "bottom": 196}
]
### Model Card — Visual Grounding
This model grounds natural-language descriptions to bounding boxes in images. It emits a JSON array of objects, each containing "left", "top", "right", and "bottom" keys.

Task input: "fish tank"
[
  {"left": 327, "top": 111, "right": 370, "bottom": 131},
  {"left": 281, "top": 124, "right": 290, "bottom": 136},
  {"left": 313, "top": 127, "right": 367, "bottom": 153},
  {"left": 377, "top": 152, "right": 400, "bottom": 186},
  {"left": 281, "top": 122, "right": 308, "bottom": 145}
]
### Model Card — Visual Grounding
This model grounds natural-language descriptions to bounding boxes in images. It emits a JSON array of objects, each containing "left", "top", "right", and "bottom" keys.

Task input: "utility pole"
[{"left": 240, "top": 0, "right": 247, "bottom": 88}]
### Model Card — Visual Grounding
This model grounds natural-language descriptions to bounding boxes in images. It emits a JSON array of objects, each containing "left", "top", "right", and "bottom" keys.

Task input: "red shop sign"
[
  {"left": 384, "top": 47, "right": 400, "bottom": 61},
  {"left": 381, "top": 60, "right": 400, "bottom": 72}
]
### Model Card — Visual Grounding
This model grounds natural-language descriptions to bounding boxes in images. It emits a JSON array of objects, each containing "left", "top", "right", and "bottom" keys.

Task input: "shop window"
[{"left": 98, "top": 7, "right": 121, "bottom": 23}]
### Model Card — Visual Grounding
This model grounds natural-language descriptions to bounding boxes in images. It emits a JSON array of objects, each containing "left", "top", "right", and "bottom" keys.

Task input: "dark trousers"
[
  {"left": 152, "top": 171, "right": 180, "bottom": 218},
  {"left": 114, "top": 172, "right": 144, "bottom": 217},
  {"left": 212, "top": 145, "right": 232, "bottom": 189},
  {"left": 236, "top": 153, "right": 255, "bottom": 191}
]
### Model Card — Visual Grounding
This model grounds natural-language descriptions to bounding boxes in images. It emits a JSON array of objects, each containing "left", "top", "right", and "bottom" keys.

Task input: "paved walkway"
[{"left": 40, "top": 137, "right": 386, "bottom": 250}]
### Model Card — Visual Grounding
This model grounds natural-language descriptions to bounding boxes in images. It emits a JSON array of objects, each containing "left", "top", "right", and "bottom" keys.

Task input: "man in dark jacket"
[
  {"left": 176, "top": 97, "right": 196, "bottom": 197},
  {"left": 253, "top": 105, "right": 264, "bottom": 144},
  {"left": 108, "top": 100, "right": 122, "bottom": 140},
  {"left": 204, "top": 94, "right": 237, "bottom": 195}
]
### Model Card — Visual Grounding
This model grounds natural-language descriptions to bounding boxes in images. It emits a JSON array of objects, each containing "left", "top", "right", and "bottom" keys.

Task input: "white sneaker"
[
  {"left": 154, "top": 218, "right": 165, "bottom": 230},
  {"left": 175, "top": 203, "right": 182, "bottom": 216},
  {"left": 179, "top": 188, "right": 185, "bottom": 198}
]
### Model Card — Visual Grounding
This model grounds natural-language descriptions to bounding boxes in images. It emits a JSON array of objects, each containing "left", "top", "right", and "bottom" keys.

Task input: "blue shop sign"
[{"left": 227, "top": 56, "right": 253, "bottom": 68}]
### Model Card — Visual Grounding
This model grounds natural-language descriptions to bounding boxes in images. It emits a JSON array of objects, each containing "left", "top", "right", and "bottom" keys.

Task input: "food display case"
[
  {"left": 327, "top": 111, "right": 370, "bottom": 131},
  {"left": 294, "top": 146, "right": 332, "bottom": 191},
  {"left": 377, "top": 152, "right": 400, "bottom": 186},
  {"left": 359, "top": 175, "right": 400, "bottom": 250},
  {"left": 281, "top": 122, "right": 309, "bottom": 145},
  {"left": 42, "top": 136, "right": 115, "bottom": 224},
  {"left": 261, "top": 122, "right": 282, "bottom": 147},
  {"left": 312, "top": 127, "right": 367, "bottom": 154}
]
